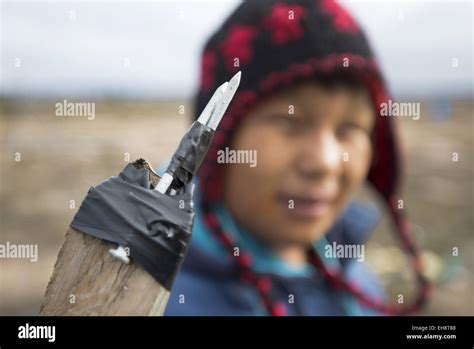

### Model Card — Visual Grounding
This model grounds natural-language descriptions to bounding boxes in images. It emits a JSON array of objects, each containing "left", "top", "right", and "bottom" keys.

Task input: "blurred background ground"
[{"left": 0, "top": 98, "right": 472, "bottom": 315}]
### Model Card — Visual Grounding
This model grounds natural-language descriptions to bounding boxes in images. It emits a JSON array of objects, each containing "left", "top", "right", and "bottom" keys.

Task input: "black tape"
[
  {"left": 70, "top": 163, "right": 195, "bottom": 290},
  {"left": 166, "top": 122, "right": 214, "bottom": 190}
]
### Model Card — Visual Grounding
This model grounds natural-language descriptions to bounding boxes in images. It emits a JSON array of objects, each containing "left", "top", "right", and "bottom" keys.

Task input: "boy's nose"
[{"left": 295, "top": 129, "right": 342, "bottom": 181}]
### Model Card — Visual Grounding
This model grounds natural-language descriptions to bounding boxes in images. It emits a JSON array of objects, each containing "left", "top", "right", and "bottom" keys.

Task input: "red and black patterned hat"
[
  {"left": 193, "top": 0, "right": 430, "bottom": 316},
  {"left": 195, "top": 0, "right": 398, "bottom": 203}
]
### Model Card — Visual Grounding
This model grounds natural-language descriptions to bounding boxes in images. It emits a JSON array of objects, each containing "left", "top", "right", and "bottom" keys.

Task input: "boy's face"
[{"left": 222, "top": 82, "right": 375, "bottom": 250}]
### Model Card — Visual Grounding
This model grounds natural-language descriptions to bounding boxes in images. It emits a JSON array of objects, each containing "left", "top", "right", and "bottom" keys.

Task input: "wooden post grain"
[{"left": 40, "top": 159, "right": 170, "bottom": 316}]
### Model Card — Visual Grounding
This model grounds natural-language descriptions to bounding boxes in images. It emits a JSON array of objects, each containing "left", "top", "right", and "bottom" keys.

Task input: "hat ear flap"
[{"left": 366, "top": 77, "right": 401, "bottom": 200}]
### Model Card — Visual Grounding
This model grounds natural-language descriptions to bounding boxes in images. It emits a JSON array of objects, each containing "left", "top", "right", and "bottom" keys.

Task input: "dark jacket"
[{"left": 165, "top": 188, "right": 385, "bottom": 316}]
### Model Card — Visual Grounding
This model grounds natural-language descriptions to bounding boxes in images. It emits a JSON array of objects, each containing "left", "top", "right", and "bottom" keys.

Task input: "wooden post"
[{"left": 40, "top": 159, "right": 170, "bottom": 316}]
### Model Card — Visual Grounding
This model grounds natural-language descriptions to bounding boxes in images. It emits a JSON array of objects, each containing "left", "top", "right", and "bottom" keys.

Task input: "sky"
[{"left": 1, "top": 0, "right": 472, "bottom": 99}]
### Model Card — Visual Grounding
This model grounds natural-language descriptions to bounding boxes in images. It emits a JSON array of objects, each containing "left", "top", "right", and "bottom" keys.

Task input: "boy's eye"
[
  {"left": 272, "top": 115, "right": 305, "bottom": 132},
  {"left": 337, "top": 122, "right": 370, "bottom": 138}
]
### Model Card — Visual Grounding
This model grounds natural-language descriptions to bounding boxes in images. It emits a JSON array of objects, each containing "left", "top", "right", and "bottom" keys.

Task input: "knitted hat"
[{"left": 194, "top": 0, "right": 430, "bottom": 315}]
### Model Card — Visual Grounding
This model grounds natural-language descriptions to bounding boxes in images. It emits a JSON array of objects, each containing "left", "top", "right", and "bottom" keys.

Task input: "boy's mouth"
[{"left": 277, "top": 191, "right": 337, "bottom": 219}]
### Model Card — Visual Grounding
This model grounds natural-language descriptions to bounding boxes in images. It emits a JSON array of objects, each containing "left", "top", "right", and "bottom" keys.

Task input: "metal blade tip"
[
  {"left": 205, "top": 71, "right": 242, "bottom": 131},
  {"left": 231, "top": 71, "right": 241, "bottom": 84}
]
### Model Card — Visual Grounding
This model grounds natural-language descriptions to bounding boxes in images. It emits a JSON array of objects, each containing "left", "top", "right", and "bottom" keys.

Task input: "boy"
[{"left": 164, "top": 0, "right": 430, "bottom": 316}]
